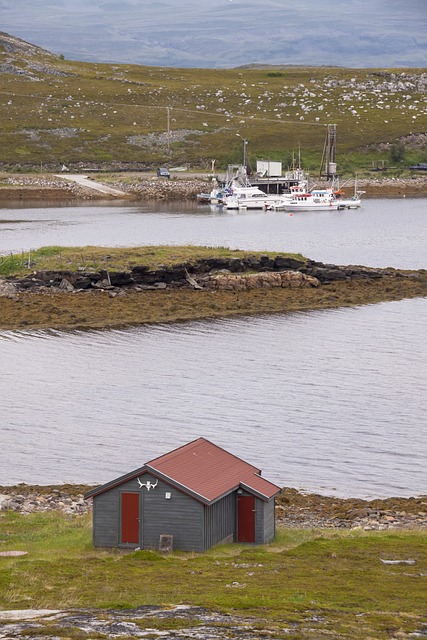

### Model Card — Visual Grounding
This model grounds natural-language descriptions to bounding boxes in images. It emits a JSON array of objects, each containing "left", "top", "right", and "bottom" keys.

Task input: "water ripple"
[{"left": 1, "top": 298, "right": 426, "bottom": 497}]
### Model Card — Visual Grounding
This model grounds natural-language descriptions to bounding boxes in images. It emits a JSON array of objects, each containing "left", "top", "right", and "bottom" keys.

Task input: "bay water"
[{"left": 0, "top": 197, "right": 426, "bottom": 497}]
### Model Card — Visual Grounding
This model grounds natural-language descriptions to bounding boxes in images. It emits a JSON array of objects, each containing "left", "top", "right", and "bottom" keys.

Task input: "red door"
[
  {"left": 237, "top": 495, "right": 255, "bottom": 543},
  {"left": 121, "top": 492, "right": 140, "bottom": 544}
]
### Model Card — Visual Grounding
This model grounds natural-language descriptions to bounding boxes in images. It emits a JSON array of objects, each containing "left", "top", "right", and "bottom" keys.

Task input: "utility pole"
[
  {"left": 167, "top": 106, "right": 171, "bottom": 156},
  {"left": 236, "top": 133, "right": 248, "bottom": 168}
]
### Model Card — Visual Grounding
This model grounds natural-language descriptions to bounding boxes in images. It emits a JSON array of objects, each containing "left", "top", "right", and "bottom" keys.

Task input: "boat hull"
[
  {"left": 281, "top": 202, "right": 342, "bottom": 211},
  {"left": 272, "top": 197, "right": 362, "bottom": 212},
  {"left": 225, "top": 199, "right": 274, "bottom": 210}
]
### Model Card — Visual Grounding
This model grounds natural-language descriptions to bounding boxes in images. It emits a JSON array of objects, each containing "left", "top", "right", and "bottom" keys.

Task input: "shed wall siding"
[
  {"left": 91, "top": 471, "right": 276, "bottom": 551},
  {"left": 142, "top": 478, "right": 204, "bottom": 552},
  {"left": 93, "top": 490, "right": 119, "bottom": 547},
  {"left": 262, "top": 498, "right": 276, "bottom": 543},
  {"left": 254, "top": 497, "right": 275, "bottom": 544},
  {"left": 92, "top": 474, "right": 204, "bottom": 551},
  {"left": 254, "top": 497, "right": 264, "bottom": 544},
  {"left": 203, "top": 492, "right": 235, "bottom": 550}
]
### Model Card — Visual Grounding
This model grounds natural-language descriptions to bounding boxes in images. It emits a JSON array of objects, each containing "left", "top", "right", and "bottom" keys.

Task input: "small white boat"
[
  {"left": 196, "top": 192, "right": 211, "bottom": 204},
  {"left": 279, "top": 193, "right": 342, "bottom": 212},
  {"left": 224, "top": 184, "right": 280, "bottom": 210},
  {"left": 334, "top": 176, "right": 364, "bottom": 209},
  {"left": 334, "top": 195, "right": 362, "bottom": 209},
  {"left": 210, "top": 185, "right": 232, "bottom": 205},
  {"left": 197, "top": 185, "right": 231, "bottom": 205},
  {"left": 269, "top": 181, "right": 363, "bottom": 212}
]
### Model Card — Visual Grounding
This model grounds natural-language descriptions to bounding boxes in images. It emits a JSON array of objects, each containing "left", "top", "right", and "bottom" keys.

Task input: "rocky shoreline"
[
  {"left": 1, "top": 252, "right": 426, "bottom": 331},
  {"left": 0, "top": 173, "right": 426, "bottom": 201},
  {"left": 2, "top": 256, "right": 416, "bottom": 296},
  {"left": 0, "top": 174, "right": 209, "bottom": 201},
  {"left": 1, "top": 271, "right": 426, "bottom": 332},
  {"left": 1, "top": 484, "right": 426, "bottom": 531}
]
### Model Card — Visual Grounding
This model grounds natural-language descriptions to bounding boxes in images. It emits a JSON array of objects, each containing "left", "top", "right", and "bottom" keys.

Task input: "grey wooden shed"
[{"left": 84, "top": 438, "right": 280, "bottom": 552}]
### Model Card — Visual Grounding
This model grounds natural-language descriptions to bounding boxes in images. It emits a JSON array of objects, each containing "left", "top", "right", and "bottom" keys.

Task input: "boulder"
[
  {"left": 58, "top": 278, "right": 74, "bottom": 292},
  {"left": 204, "top": 271, "right": 319, "bottom": 291}
]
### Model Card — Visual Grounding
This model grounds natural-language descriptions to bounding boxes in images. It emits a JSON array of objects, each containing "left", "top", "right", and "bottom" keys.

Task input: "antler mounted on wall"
[{"left": 137, "top": 477, "right": 159, "bottom": 491}]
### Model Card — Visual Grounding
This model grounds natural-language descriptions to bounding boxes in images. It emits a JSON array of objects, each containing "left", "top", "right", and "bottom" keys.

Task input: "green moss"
[{"left": 0, "top": 244, "right": 307, "bottom": 277}]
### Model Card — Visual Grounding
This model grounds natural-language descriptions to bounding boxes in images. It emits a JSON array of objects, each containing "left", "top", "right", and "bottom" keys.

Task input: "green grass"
[
  {"left": 0, "top": 245, "right": 307, "bottom": 277},
  {"left": 0, "top": 41, "right": 426, "bottom": 171},
  {"left": 0, "top": 510, "right": 426, "bottom": 639},
  {"left": 0, "top": 246, "right": 64, "bottom": 276}
]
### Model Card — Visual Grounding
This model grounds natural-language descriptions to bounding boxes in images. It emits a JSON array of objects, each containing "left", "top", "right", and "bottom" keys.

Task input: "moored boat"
[
  {"left": 268, "top": 178, "right": 363, "bottom": 211},
  {"left": 223, "top": 185, "right": 280, "bottom": 210},
  {"left": 196, "top": 192, "right": 211, "bottom": 204},
  {"left": 277, "top": 192, "right": 342, "bottom": 212}
]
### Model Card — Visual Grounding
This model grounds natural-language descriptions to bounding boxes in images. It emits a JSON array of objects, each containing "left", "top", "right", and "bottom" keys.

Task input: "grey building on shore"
[{"left": 84, "top": 438, "right": 280, "bottom": 552}]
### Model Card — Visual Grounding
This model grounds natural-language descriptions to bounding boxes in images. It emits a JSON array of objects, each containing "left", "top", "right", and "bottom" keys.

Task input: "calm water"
[
  {"left": 1, "top": 299, "right": 426, "bottom": 498},
  {"left": 0, "top": 197, "right": 426, "bottom": 268},
  {"left": 0, "top": 198, "right": 426, "bottom": 497}
]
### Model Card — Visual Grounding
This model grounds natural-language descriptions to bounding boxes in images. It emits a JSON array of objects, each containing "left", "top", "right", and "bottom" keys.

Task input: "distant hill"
[
  {"left": 0, "top": 0, "right": 426, "bottom": 69},
  {"left": 0, "top": 32, "right": 426, "bottom": 171},
  {"left": 0, "top": 31, "right": 57, "bottom": 58}
]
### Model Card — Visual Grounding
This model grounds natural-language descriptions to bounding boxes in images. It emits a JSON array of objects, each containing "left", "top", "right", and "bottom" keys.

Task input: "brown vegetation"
[{"left": 1, "top": 273, "right": 426, "bottom": 331}]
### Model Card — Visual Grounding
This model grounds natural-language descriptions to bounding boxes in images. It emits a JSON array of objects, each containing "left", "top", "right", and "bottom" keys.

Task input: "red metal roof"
[{"left": 146, "top": 437, "right": 280, "bottom": 503}]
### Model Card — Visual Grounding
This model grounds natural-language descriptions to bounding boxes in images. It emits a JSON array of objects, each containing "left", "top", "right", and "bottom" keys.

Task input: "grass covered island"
[{"left": 1, "top": 245, "right": 427, "bottom": 331}]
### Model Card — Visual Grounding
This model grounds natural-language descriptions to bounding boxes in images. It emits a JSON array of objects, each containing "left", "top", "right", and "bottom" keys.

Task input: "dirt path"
[{"left": 53, "top": 174, "right": 128, "bottom": 197}]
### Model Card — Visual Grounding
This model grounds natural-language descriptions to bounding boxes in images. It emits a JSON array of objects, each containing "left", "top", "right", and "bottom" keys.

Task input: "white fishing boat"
[
  {"left": 210, "top": 184, "right": 233, "bottom": 205},
  {"left": 334, "top": 176, "right": 364, "bottom": 209},
  {"left": 266, "top": 180, "right": 310, "bottom": 210},
  {"left": 269, "top": 177, "right": 363, "bottom": 212},
  {"left": 334, "top": 194, "right": 362, "bottom": 209},
  {"left": 223, "top": 184, "right": 280, "bottom": 210},
  {"left": 277, "top": 190, "right": 341, "bottom": 212},
  {"left": 197, "top": 164, "right": 248, "bottom": 206}
]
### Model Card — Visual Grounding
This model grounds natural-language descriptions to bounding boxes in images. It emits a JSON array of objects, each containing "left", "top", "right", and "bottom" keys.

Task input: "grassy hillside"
[
  {"left": 0, "top": 33, "right": 426, "bottom": 172},
  {"left": 1, "top": 511, "right": 427, "bottom": 638}
]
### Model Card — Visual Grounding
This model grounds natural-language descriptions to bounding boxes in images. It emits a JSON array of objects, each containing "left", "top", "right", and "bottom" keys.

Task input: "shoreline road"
[{"left": 54, "top": 174, "right": 128, "bottom": 197}]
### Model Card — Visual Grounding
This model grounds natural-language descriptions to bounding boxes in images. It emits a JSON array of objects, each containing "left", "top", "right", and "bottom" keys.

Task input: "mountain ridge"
[
  {"left": 0, "top": 31, "right": 57, "bottom": 59},
  {"left": 1, "top": 0, "right": 426, "bottom": 69}
]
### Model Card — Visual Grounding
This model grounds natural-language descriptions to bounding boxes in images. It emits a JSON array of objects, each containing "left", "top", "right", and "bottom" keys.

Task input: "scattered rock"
[
  {"left": 0, "top": 281, "right": 18, "bottom": 299},
  {"left": 276, "top": 488, "right": 427, "bottom": 530},
  {"left": 58, "top": 278, "right": 74, "bottom": 292},
  {"left": 1, "top": 485, "right": 426, "bottom": 531},
  {"left": 0, "top": 605, "right": 265, "bottom": 640},
  {"left": 2, "top": 257, "right": 415, "bottom": 296},
  {"left": 0, "top": 486, "right": 91, "bottom": 515}
]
